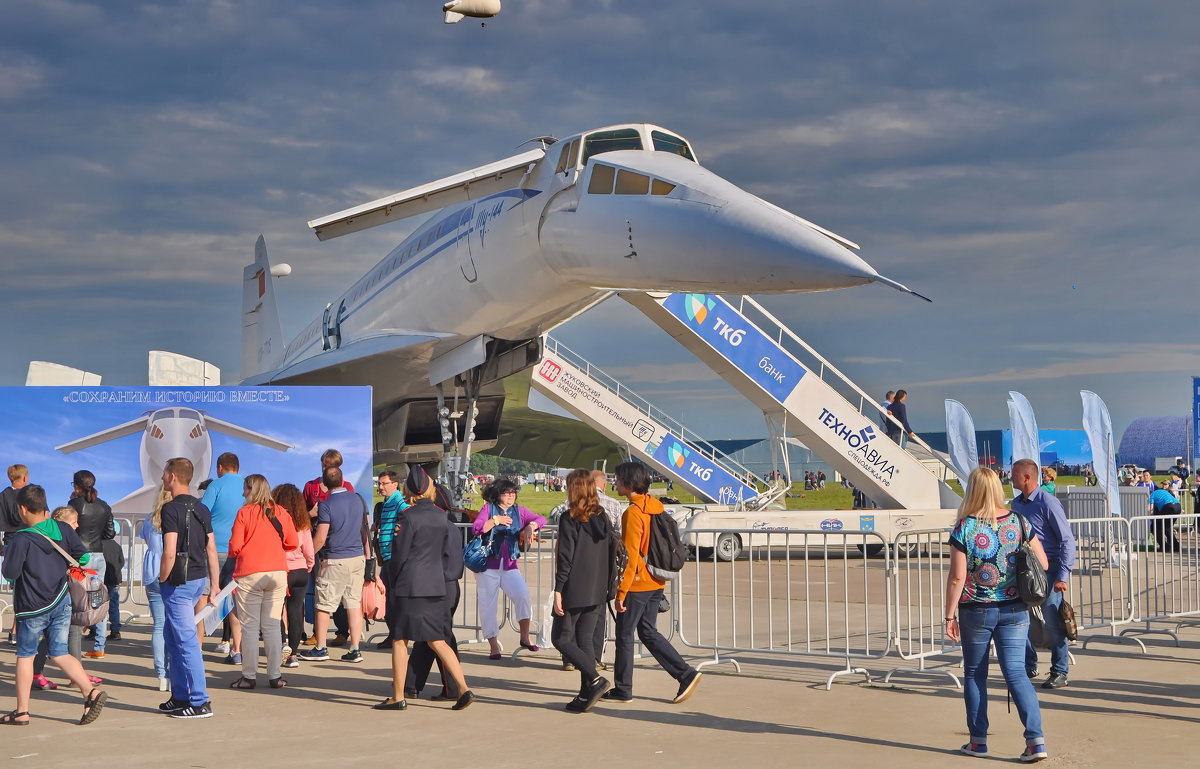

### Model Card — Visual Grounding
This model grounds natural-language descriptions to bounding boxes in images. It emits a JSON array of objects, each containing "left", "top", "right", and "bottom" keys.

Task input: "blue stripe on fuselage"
[{"left": 283, "top": 188, "right": 540, "bottom": 363}]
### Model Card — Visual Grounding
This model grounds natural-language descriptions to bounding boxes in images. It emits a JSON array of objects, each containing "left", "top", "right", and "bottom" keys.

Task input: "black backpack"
[
  {"left": 645, "top": 511, "right": 687, "bottom": 580},
  {"left": 608, "top": 532, "right": 628, "bottom": 601}
]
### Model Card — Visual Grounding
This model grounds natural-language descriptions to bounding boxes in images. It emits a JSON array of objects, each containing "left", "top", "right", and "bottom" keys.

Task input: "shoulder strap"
[
  {"left": 265, "top": 506, "right": 286, "bottom": 545},
  {"left": 36, "top": 530, "right": 81, "bottom": 569}
]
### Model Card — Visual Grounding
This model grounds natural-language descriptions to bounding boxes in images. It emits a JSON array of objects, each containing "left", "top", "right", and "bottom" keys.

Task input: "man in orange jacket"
[{"left": 602, "top": 462, "right": 701, "bottom": 704}]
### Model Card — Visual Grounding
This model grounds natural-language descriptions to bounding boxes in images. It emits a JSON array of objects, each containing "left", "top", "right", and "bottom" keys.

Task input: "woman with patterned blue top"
[{"left": 944, "top": 467, "right": 1051, "bottom": 763}]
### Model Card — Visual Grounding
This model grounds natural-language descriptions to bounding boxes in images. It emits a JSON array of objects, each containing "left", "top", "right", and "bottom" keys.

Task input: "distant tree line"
[{"left": 468, "top": 453, "right": 553, "bottom": 478}]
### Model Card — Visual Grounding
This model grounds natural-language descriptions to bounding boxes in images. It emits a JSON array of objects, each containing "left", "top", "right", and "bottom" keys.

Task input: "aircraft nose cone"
[{"left": 710, "top": 197, "right": 880, "bottom": 292}]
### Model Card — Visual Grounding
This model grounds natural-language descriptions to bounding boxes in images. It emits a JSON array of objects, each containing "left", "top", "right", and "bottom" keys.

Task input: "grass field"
[{"left": 377, "top": 473, "right": 1184, "bottom": 517}]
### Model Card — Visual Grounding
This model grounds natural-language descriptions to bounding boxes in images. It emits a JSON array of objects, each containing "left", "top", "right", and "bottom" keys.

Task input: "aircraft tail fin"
[
  {"left": 444, "top": 10, "right": 465, "bottom": 23},
  {"left": 241, "top": 235, "right": 285, "bottom": 380}
]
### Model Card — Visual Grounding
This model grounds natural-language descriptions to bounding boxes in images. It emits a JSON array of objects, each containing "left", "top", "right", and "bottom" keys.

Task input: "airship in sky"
[{"left": 443, "top": 0, "right": 500, "bottom": 24}]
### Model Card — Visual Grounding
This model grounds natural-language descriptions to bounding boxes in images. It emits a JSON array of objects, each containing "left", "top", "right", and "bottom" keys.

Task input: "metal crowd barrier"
[
  {"left": 1066, "top": 516, "right": 1136, "bottom": 650},
  {"left": 1118, "top": 512, "right": 1200, "bottom": 647},
  {"left": 884, "top": 528, "right": 960, "bottom": 686},
  {"left": 677, "top": 527, "right": 892, "bottom": 690}
]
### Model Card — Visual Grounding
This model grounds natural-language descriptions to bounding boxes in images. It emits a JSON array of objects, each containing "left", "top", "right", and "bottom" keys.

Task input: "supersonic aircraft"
[
  {"left": 240, "top": 123, "right": 925, "bottom": 473},
  {"left": 56, "top": 408, "right": 292, "bottom": 513}
]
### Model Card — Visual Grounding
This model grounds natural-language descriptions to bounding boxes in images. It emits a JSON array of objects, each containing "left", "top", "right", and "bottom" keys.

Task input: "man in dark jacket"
[
  {"left": 2, "top": 484, "right": 108, "bottom": 725},
  {"left": 1, "top": 464, "right": 31, "bottom": 552},
  {"left": 885, "top": 389, "right": 917, "bottom": 443}
]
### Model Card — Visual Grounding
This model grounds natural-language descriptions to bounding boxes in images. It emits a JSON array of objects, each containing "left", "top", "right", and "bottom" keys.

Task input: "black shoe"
[
  {"left": 375, "top": 639, "right": 393, "bottom": 651},
  {"left": 673, "top": 670, "right": 702, "bottom": 704},
  {"left": 1042, "top": 672, "right": 1068, "bottom": 689},
  {"left": 372, "top": 698, "right": 407, "bottom": 710},
  {"left": 451, "top": 690, "right": 476, "bottom": 711},
  {"left": 1026, "top": 668, "right": 1039, "bottom": 679},
  {"left": 580, "top": 676, "right": 611, "bottom": 712},
  {"left": 601, "top": 690, "right": 632, "bottom": 703},
  {"left": 564, "top": 696, "right": 587, "bottom": 712},
  {"left": 158, "top": 697, "right": 188, "bottom": 713},
  {"left": 168, "top": 701, "right": 213, "bottom": 719},
  {"left": 108, "top": 631, "right": 122, "bottom": 641}
]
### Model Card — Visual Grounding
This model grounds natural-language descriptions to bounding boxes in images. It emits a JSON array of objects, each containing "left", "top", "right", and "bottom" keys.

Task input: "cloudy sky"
[{"left": 3, "top": 1, "right": 1198, "bottom": 448}]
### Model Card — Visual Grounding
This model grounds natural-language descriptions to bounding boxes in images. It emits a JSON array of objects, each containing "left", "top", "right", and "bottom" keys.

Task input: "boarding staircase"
[
  {"left": 531, "top": 336, "right": 787, "bottom": 508},
  {"left": 620, "top": 292, "right": 961, "bottom": 510}
]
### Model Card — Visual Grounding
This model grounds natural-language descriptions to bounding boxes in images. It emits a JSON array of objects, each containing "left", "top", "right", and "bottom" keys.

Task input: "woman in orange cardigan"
[{"left": 228, "top": 474, "right": 298, "bottom": 690}]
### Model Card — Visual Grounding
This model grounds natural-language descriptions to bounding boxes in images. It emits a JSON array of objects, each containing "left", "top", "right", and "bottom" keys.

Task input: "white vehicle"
[
  {"left": 674, "top": 506, "right": 956, "bottom": 561},
  {"left": 1154, "top": 456, "right": 1184, "bottom": 473}
]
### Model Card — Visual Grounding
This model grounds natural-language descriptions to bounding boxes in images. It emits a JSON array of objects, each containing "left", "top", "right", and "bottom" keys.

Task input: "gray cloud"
[{"left": 2, "top": 0, "right": 1198, "bottom": 445}]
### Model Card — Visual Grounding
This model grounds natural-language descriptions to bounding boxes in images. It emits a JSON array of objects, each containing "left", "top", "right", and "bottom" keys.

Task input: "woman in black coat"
[
  {"left": 552, "top": 469, "right": 615, "bottom": 713},
  {"left": 374, "top": 466, "right": 474, "bottom": 712}
]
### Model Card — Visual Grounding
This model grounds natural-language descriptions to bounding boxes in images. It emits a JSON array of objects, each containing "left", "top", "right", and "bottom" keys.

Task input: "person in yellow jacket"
[{"left": 601, "top": 461, "right": 702, "bottom": 705}]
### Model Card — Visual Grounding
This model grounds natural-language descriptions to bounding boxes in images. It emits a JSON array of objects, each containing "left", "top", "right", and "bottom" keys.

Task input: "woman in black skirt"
[
  {"left": 552, "top": 468, "right": 615, "bottom": 712},
  {"left": 374, "top": 466, "right": 474, "bottom": 711}
]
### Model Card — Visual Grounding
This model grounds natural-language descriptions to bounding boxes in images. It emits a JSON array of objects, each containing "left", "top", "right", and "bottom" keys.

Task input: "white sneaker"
[
  {"left": 158, "top": 678, "right": 170, "bottom": 692},
  {"left": 281, "top": 644, "right": 292, "bottom": 657},
  {"left": 214, "top": 641, "right": 231, "bottom": 655}
]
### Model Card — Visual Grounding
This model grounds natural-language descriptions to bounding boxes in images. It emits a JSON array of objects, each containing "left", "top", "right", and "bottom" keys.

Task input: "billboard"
[
  {"left": 1000, "top": 428, "right": 1094, "bottom": 471},
  {"left": 0, "top": 386, "right": 373, "bottom": 517}
]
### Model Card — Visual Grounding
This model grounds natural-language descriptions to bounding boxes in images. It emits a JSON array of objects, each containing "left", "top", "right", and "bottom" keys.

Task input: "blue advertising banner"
[
  {"left": 646, "top": 430, "right": 757, "bottom": 505},
  {"left": 0, "top": 386, "right": 374, "bottom": 517},
  {"left": 1000, "top": 428, "right": 1095, "bottom": 471},
  {"left": 1194, "top": 377, "right": 1200, "bottom": 464},
  {"left": 661, "top": 293, "right": 806, "bottom": 403}
]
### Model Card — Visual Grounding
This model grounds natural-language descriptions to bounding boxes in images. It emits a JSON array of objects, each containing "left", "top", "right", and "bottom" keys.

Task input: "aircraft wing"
[
  {"left": 203, "top": 415, "right": 294, "bottom": 452},
  {"left": 56, "top": 415, "right": 150, "bottom": 454},
  {"left": 308, "top": 148, "right": 545, "bottom": 241},
  {"left": 110, "top": 484, "right": 162, "bottom": 516},
  {"left": 242, "top": 332, "right": 452, "bottom": 386}
]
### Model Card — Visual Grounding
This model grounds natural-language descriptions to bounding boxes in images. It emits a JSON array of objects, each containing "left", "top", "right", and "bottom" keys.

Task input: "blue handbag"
[{"left": 464, "top": 532, "right": 493, "bottom": 573}]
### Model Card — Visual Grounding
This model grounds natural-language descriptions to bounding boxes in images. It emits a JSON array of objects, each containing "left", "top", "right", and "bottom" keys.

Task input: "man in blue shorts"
[{"left": 2, "top": 484, "right": 108, "bottom": 726}]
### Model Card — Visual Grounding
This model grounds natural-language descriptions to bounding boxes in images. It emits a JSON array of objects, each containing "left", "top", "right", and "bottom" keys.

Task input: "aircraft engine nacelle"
[{"left": 443, "top": 0, "right": 500, "bottom": 23}]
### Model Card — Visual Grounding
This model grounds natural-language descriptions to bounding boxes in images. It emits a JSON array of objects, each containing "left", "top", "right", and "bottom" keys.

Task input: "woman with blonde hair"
[
  {"left": 271, "top": 483, "right": 315, "bottom": 668},
  {"left": 944, "top": 467, "right": 1051, "bottom": 762},
  {"left": 137, "top": 486, "right": 174, "bottom": 690},
  {"left": 1039, "top": 467, "right": 1057, "bottom": 495},
  {"left": 551, "top": 469, "right": 615, "bottom": 712},
  {"left": 227, "top": 474, "right": 297, "bottom": 689},
  {"left": 375, "top": 466, "right": 474, "bottom": 711}
]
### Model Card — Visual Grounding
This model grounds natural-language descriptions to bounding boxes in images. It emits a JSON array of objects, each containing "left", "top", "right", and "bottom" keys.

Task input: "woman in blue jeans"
[
  {"left": 139, "top": 487, "right": 173, "bottom": 691},
  {"left": 944, "top": 467, "right": 1051, "bottom": 763}
]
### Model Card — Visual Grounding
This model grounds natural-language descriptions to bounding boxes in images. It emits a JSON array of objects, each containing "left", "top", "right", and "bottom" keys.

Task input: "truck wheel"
[
  {"left": 715, "top": 533, "right": 742, "bottom": 562},
  {"left": 856, "top": 543, "right": 885, "bottom": 558},
  {"left": 891, "top": 541, "right": 920, "bottom": 558}
]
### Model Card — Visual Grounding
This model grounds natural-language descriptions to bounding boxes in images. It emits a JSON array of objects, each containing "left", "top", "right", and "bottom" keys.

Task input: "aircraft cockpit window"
[
  {"left": 581, "top": 129, "right": 643, "bottom": 165},
  {"left": 651, "top": 179, "right": 676, "bottom": 196},
  {"left": 651, "top": 130, "right": 695, "bottom": 161},
  {"left": 555, "top": 139, "right": 580, "bottom": 174},
  {"left": 615, "top": 170, "right": 650, "bottom": 195},
  {"left": 151, "top": 410, "right": 176, "bottom": 424},
  {"left": 179, "top": 409, "right": 200, "bottom": 421},
  {"left": 588, "top": 164, "right": 616, "bottom": 194}
]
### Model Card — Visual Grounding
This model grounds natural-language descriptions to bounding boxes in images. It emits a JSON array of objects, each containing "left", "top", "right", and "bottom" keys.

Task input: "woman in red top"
[{"left": 228, "top": 474, "right": 297, "bottom": 690}]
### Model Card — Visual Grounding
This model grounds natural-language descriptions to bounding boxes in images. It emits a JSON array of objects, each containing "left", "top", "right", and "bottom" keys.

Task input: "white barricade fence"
[
  {"left": 677, "top": 527, "right": 892, "bottom": 689},
  {"left": 1067, "top": 515, "right": 1136, "bottom": 649},
  {"left": 884, "top": 528, "right": 961, "bottom": 687},
  {"left": 1118, "top": 512, "right": 1200, "bottom": 647},
  {"left": 115, "top": 516, "right": 151, "bottom": 623}
]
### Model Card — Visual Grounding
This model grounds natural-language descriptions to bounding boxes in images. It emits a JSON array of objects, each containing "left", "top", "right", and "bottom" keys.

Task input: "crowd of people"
[{"left": 0, "top": 453, "right": 705, "bottom": 725}]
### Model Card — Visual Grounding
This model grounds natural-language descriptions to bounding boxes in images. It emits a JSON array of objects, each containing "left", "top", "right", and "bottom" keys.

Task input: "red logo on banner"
[{"left": 538, "top": 360, "right": 562, "bottom": 382}]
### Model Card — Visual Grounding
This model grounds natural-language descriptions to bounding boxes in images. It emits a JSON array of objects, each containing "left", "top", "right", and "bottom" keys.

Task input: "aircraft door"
[{"left": 456, "top": 205, "right": 478, "bottom": 283}]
